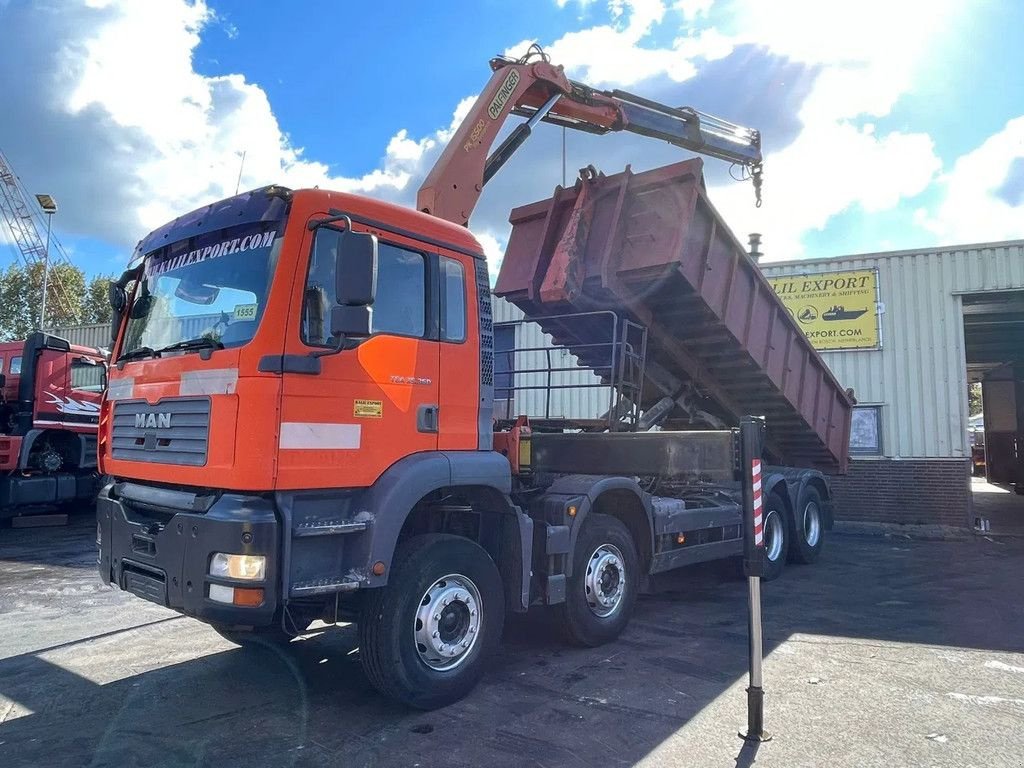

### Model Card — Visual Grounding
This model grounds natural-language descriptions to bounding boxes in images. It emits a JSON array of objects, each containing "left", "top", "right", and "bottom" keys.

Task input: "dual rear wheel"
[{"left": 759, "top": 484, "right": 826, "bottom": 581}]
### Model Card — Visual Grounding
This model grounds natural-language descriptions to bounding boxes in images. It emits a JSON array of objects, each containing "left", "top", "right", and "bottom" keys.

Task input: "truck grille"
[{"left": 111, "top": 398, "right": 210, "bottom": 466}]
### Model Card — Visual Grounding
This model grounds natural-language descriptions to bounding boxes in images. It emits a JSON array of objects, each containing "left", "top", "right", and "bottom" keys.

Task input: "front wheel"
[
  {"left": 358, "top": 534, "right": 505, "bottom": 710},
  {"left": 560, "top": 513, "right": 640, "bottom": 647}
]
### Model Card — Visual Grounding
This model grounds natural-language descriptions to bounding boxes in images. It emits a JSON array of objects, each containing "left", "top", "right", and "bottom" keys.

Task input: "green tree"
[
  {"left": 0, "top": 262, "right": 86, "bottom": 340},
  {"left": 82, "top": 275, "right": 114, "bottom": 325},
  {"left": 968, "top": 382, "right": 983, "bottom": 416}
]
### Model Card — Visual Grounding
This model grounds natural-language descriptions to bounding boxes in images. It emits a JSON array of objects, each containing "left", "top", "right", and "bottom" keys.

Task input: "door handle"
[{"left": 417, "top": 404, "right": 439, "bottom": 433}]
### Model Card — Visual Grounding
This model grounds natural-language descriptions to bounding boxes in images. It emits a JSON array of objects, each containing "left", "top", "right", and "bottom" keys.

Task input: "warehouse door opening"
[{"left": 962, "top": 290, "right": 1024, "bottom": 534}]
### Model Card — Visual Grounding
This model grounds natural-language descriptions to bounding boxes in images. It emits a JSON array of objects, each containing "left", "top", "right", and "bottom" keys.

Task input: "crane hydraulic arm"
[{"left": 416, "top": 47, "right": 763, "bottom": 226}]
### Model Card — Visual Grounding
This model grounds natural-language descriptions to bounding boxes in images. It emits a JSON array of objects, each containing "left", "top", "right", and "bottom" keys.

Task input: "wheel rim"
[
  {"left": 802, "top": 500, "right": 821, "bottom": 548},
  {"left": 764, "top": 510, "right": 784, "bottom": 562},
  {"left": 413, "top": 574, "right": 482, "bottom": 671},
  {"left": 584, "top": 544, "right": 626, "bottom": 618}
]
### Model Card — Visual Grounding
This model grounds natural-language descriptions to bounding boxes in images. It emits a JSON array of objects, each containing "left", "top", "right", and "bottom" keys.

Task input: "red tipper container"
[{"left": 494, "top": 158, "right": 852, "bottom": 472}]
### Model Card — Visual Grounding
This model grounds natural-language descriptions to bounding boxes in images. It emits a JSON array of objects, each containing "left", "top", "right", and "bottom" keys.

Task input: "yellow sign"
[
  {"left": 768, "top": 269, "right": 880, "bottom": 351},
  {"left": 353, "top": 399, "right": 383, "bottom": 418}
]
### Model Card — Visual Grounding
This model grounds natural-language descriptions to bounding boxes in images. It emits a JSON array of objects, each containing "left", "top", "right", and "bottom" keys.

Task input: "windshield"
[{"left": 121, "top": 223, "right": 282, "bottom": 359}]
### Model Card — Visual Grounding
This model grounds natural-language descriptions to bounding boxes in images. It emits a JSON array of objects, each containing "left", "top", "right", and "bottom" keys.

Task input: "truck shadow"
[
  {"left": 1, "top": 532, "right": 1022, "bottom": 767},
  {"left": 0, "top": 510, "right": 98, "bottom": 569}
]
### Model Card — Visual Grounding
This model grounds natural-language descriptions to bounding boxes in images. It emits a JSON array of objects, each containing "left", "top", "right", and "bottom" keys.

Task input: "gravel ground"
[{"left": 1, "top": 512, "right": 1022, "bottom": 768}]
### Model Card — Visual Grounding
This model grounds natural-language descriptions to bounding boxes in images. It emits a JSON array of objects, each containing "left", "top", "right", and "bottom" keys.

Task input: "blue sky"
[{"left": 2, "top": 0, "right": 1023, "bottom": 278}]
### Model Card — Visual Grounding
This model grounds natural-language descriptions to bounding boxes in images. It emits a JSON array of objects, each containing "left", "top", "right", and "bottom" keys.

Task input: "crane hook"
[{"left": 752, "top": 163, "right": 763, "bottom": 208}]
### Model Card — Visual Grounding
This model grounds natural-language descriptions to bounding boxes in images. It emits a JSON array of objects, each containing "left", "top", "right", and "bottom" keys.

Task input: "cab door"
[
  {"left": 276, "top": 218, "right": 440, "bottom": 491},
  {"left": 437, "top": 252, "right": 481, "bottom": 450}
]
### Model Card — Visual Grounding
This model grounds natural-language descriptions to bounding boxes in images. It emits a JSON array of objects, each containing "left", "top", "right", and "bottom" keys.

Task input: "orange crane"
[
  {"left": 418, "top": 45, "right": 762, "bottom": 226},
  {"left": 0, "top": 148, "right": 79, "bottom": 324}
]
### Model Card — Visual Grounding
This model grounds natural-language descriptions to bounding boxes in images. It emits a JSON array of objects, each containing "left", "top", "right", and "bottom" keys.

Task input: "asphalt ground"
[{"left": 1, "top": 513, "right": 1023, "bottom": 768}]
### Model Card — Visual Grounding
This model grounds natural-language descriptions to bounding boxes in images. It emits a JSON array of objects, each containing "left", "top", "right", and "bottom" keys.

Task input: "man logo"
[{"left": 135, "top": 412, "right": 172, "bottom": 429}]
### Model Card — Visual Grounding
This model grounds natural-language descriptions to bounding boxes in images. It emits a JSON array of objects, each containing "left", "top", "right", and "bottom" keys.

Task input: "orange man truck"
[
  {"left": 0, "top": 332, "right": 106, "bottom": 520},
  {"left": 98, "top": 50, "right": 851, "bottom": 708}
]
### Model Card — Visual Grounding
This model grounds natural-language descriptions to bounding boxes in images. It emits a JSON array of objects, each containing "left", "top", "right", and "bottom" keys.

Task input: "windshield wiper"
[
  {"left": 156, "top": 337, "right": 226, "bottom": 356},
  {"left": 117, "top": 346, "right": 160, "bottom": 363}
]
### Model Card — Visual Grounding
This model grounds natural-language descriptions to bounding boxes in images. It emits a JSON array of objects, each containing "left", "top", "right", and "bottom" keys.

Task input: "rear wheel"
[
  {"left": 761, "top": 491, "right": 789, "bottom": 582},
  {"left": 560, "top": 513, "right": 640, "bottom": 647},
  {"left": 789, "top": 485, "right": 825, "bottom": 564},
  {"left": 358, "top": 534, "right": 504, "bottom": 710}
]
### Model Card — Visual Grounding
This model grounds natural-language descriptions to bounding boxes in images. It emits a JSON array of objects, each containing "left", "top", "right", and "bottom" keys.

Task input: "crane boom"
[
  {"left": 0, "top": 149, "right": 78, "bottom": 321},
  {"left": 417, "top": 48, "right": 763, "bottom": 226}
]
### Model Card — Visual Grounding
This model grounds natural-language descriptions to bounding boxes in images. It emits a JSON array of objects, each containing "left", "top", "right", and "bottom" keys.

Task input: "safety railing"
[{"left": 493, "top": 310, "right": 647, "bottom": 431}]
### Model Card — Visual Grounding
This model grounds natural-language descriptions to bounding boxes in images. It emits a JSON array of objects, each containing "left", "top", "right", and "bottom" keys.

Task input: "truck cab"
[
  {"left": 0, "top": 333, "right": 106, "bottom": 519},
  {"left": 98, "top": 186, "right": 502, "bottom": 625}
]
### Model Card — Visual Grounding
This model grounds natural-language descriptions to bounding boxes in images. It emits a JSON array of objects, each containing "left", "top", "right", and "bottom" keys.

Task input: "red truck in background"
[{"left": 0, "top": 332, "right": 107, "bottom": 520}]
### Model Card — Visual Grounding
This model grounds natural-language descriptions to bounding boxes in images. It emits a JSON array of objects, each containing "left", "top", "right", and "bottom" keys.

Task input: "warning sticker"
[
  {"left": 233, "top": 303, "right": 258, "bottom": 320},
  {"left": 354, "top": 399, "right": 383, "bottom": 418}
]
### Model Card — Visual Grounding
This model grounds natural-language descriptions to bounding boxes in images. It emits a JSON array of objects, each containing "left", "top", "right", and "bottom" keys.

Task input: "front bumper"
[{"left": 97, "top": 483, "right": 280, "bottom": 627}]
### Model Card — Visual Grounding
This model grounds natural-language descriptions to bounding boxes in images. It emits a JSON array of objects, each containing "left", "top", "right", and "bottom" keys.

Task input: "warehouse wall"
[
  {"left": 491, "top": 298, "right": 609, "bottom": 421},
  {"left": 763, "top": 239, "right": 1024, "bottom": 527},
  {"left": 50, "top": 323, "right": 110, "bottom": 350},
  {"left": 762, "top": 241, "right": 1024, "bottom": 460}
]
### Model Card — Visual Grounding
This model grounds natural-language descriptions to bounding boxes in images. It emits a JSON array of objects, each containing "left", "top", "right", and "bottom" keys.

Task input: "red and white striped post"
[
  {"left": 740, "top": 416, "right": 771, "bottom": 743},
  {"left": 752, "top": 458, "right": 764, "bottom": 548}
]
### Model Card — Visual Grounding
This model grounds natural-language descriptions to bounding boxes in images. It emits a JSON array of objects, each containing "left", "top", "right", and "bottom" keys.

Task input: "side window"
[
  {"left": 440, "top": 256, "right": 466, "bottom": 342},
  {"left": 10, "top": 357, "right": 21, "bottom": 375},
  {"left": 71, "top": 359, "right": 106, "bottom": 393},
  {"left": 373, "top": 244, "right": 426, "bottom": 337},
  {"left": 849, "top": 405, "right": 883, "bottom": 456},
  {"left": 302, "top": 232, "right": 427, "bottom": 346},
  {"left": 493, "top": 324, "right": 515, "bottom": 419},
  {"left": 0, "top": 357, "right": 4, "bottom": 373},
  {"left": 301, "top": 228, "right": 337, "bottom": 346}
]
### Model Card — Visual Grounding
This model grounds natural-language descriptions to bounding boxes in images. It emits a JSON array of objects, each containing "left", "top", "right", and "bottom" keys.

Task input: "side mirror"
[
  {"left": 335, "top": 230, "right": 378, "bottom": 308},
  {"left": 330, "top": 305, "right": 372, "bottom": 338},
  {"left": 109, "top": 281, "right": 127, "bottom": 344},
  {"left": 108, "top": 282, "right": 127, "bottom": 313},
  {"left": 0, "top": 374, "right": 6, "bottom": 390}
]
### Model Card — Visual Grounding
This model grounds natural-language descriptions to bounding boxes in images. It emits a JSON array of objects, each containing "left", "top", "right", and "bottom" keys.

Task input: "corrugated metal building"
[
  {"left": 51, "top": 323, "right": 110, "bottom": 350},
  {"left": 761, "top": 239, "right": 1024, "bottom": 527},
  {"left": 491, "top": 298, "right": 610, "bottom": 422}
]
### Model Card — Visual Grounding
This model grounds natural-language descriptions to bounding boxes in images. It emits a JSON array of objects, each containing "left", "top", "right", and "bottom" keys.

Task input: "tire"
[
  {"left": 760, "top": 490, "right": 789, "bottom": 582},
  {"left": 789, "top": 484, "right": 825, "bottom": 564},
  {"left": 560, "top": 513, "right": 640, "bottom": 647},
  {"left": 358, "top": 534, "right": 505, "bottom": 710}
]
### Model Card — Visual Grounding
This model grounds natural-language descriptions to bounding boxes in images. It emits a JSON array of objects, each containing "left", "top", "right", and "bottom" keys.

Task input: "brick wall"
[{"left": 828, "top": 458, "right": 972, "bottom": 527}]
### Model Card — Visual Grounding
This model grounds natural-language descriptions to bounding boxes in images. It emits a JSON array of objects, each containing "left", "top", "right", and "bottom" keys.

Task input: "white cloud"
[
  {"left": 0, "top": 0, "right": 979, "bottom": 281},
  {"left": 498, "top": 0, "right": 959, "bottom": 259},
  {"left": 673, "top": 0, "right": 713, "bottom": 20},
  {"left": 508, "top": 0, "right": 711, "bottom": 85},
  {"left": 915, "top": 116, "right": 1024, "bottom": 243}
]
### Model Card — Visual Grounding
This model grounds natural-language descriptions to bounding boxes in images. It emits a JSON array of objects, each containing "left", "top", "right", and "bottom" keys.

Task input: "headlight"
[{"left": 209, "top": 553, "right": 266, "bottom": 581}]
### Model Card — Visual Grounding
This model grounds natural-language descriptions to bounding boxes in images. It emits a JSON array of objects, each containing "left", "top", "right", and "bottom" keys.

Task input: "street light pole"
[
  {"left": 34, "top": 194, "right": 58, "bottom": 333},
  {"left": 41, "top": 212, "right": 52, "bottom": 332}
]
